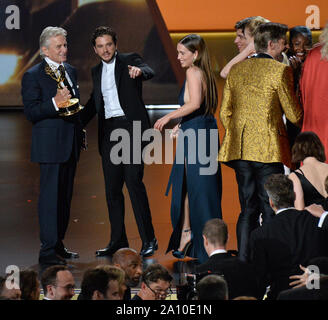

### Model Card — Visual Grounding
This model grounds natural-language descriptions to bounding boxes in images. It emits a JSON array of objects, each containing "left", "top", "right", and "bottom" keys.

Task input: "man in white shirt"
[
  {"left": 22, "top": 26, "right": 81, "bottom": 267},
  {"left": 82, "top": 26, "right": 157, "bottom": 258}
]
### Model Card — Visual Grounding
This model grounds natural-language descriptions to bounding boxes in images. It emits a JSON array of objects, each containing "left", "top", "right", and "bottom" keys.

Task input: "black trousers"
[
  {"left": 229, "top": 160, "right": 284, "bottom": 262},
  {"left": 101, "top": 117, "right": 155, "bottom": 245},
  {"left": 38, "top": 146, "right": 77, "bottom": 258}
]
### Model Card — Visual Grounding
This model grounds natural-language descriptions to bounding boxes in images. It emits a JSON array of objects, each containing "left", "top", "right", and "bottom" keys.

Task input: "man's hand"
[
  {"left": 305, "top": 203, "right": 325, "bottom": 218},
  {"left": 289, "top": 264, "right": 321, "bottom": 289},
  {"left": 54, "top": 87, "right": 71, "bottom": 108},
  {"left": 128, "top": 65, "right": 142, "bottom": 79},
  {"left": 289, "top": 265, "right": 309, "bottom": 288}
]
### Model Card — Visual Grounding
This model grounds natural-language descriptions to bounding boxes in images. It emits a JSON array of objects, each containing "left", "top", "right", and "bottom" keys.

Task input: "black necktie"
[{"left": 58, "top": 65, "right": 75, "bottom": 98}]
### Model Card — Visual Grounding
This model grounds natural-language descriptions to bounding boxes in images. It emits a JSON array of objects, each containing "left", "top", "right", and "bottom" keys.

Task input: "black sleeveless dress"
[
  {"left": 294, "top": 169, "right": 328, "bottom": 209},
  {"left": 165, "top": 81, "right": 222, "bottom": 263}
]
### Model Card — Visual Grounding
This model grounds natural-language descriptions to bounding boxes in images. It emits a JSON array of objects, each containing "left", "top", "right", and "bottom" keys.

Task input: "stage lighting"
[{"left": 0, "top": 54, "right": 18, "bottom": 85}]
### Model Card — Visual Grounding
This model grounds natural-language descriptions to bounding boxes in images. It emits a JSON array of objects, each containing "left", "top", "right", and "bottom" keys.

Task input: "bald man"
[{"left": 112, "top": 248, "right": 142, "bottom": 300}]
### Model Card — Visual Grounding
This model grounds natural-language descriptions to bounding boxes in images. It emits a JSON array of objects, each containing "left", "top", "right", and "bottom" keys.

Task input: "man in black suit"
[
  {"left": 82, "top": 26, "right": 157, "bottom": 257},
  {"left": 21, "top": 26, "right": 81, "bottom": 266},
  {"left": 249, "top": 174, "right": 328, "bottom": 299},
  {"left": 195, "top": 218, "right": 259, "bottom": 299}
]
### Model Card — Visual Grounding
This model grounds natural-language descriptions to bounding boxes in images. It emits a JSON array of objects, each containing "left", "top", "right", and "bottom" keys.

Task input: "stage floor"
[{"left": 0, "top": 110, "right": 240, "bottom": 287}]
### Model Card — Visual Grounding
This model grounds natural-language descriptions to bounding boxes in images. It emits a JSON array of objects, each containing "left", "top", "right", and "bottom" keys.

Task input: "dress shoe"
[
  {"left": 39, "top": 254, "right": 67, "bottom": 266},
  {"left": 56, "top": 247, "right": 79, "bottom": 259},
  {"left": 140, "top": 238, "right": 158, "bottom": 257},
  {"left": 95, "top": 241, "right": 129, "bottom": 257}
]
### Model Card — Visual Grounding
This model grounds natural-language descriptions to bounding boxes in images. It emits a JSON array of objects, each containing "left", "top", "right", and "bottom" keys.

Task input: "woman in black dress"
[{"left": 289, "top": 132, "right": 328, "bottom": 210}]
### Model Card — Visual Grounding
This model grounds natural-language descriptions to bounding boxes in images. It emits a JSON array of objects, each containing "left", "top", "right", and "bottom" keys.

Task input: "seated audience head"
[
  {"left": 80, "top": 266, "right": 123, "bottom": 300},
  {"left": 234, "top": 16, "right": 269, "bottom": 53},
  {"left": 254, "top": 22, "right": 288, "bottom": 59},
  {"left": 19, "top": 269, "right": 40, "bottom": 300},
  {"left": 95, "top": 264, "right": 126, "bottom": 299},
  {"left": 41, "top": 265, "right": 75, "bottom": 300},
  {"left": 292, "top": 131, "right": 326, "bottom": 164},
  {"left": 0, "top": 275, "right": 21, "bottom": 300},
  {"left": 196, "top": 275, "right": 228, "bottom": 300},
  {"left": 138, "top": 264, "right": 172, "bottom": 300},
  {"left": 288, "top": 26, "right": 312, "bottom": 62},
  {"left": 202, "top": 218, "right": 228, "bottom": 256},
  {"left": 233, "top": 296, "right": 257, "bottom": 300},
  {"left": 264, "top": 174, "right": 295, "bottom": 211},
  {"left": 112, "top": 248, "right": 142, "bottom": 287}
]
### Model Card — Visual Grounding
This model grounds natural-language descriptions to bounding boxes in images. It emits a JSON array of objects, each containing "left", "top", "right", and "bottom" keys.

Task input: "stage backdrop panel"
[{"left": 0, "top": 0, "right": 182, "bottom": 107}]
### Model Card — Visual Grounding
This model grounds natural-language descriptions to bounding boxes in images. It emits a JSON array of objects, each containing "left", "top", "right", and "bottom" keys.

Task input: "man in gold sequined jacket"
[{"left": 218, "top": 22, "right": 303, "bottom": 262}]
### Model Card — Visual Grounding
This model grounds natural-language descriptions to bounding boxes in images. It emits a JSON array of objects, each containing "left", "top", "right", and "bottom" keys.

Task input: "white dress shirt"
[
  {"left": 44, "top": 57, "right": 75, "bottom": 110},
  {"left": 210, "top": 249, "right": 227, "bottom": 257},
  {"left": 101, "top": 55, "right": 125, "bottom": 119}
]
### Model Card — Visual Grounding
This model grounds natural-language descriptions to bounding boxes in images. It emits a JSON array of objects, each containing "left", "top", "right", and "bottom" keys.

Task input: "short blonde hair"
[{"left": 247, "top": 16, "right": 270, "bottom": 36}]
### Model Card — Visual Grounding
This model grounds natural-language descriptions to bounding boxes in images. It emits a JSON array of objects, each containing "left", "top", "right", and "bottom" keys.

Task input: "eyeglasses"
[
  {"left": 145, "top": 281, "right": 172, "bottom": 300},
  {"left": 54, "top": 284, "right": 75, "bottom": 292}
]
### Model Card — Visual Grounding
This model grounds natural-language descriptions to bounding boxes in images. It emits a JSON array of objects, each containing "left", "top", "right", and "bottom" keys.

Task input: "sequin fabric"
[{"left": 218, "top": 58, "right": 303, "bottom": 168}]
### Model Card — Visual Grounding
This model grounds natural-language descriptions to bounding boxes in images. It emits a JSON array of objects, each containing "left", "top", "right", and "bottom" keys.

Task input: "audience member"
[
  {"left": 112, "top": 248, "right": 143, "bottom": 300},
  {"left": 41, "top": 265, "right": 75, "bottom": 300},
  {"left": 0, "top": 275, "right": 21, "bottom": 300},
  {"left": 278, "top": 276, "right": 328, "bottom": 300},
  {"left": 220, "top": 16, "right": 270, "bottom": 78},
  {"left": 19, "top": 269, "right": 40, "bottom": 300},
  {"left": 79, "top": 266, "right": 123, "bottom": 300},
  {"left": 96, "top": 264, "right": 126, "bottom": 298},
  {"left": 196, "top": 275, "right": 228, "bottom": 300},
  {"left": 249, "top": 174, "right": 328, "bottom": 299},
  {"left": 289, "top": 132, "right": 328, "bottom": 210},
  {"left": 132, "top": 264, "right": 172, "bottom": 300},
  {"left": 195, "top": 218, "right": 259, "bottom": 299},
  {"left": 233, "top": 296, "right": 257, "bottom": 300},
  {"left": 288, "top": 256, "right": 328, "bottom": 289}
]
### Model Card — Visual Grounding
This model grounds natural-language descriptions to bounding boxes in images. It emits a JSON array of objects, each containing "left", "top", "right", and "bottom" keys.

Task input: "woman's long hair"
[{"left": 179, "top": 34, "right": 218, "bottom": 115}]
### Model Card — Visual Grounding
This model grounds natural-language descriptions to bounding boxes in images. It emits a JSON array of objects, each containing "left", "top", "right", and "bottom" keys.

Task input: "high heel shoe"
[{"left": 172, "top": 229, "right": 193, "bottom": 259}]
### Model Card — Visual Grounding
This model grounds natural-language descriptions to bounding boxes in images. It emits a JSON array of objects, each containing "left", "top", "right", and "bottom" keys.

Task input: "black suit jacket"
[
  {"left": 82, "top": 52, "right": 154, "bottom": 155},
  {"left": 195, "top": 252, "right": 260, "bottom": 299},
  {"left": 322, "top": 214, "right": 328, "bottom": 230},
  {"left": 250, "top": 209, "right": 328, "bottom": 299},
  {"left": 22, "top": 60, "right": 82, "bottom": 163}
]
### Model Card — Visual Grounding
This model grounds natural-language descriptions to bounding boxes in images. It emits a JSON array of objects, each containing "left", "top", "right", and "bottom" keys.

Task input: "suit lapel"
[
  {"left": 64, "top": 63, "right": 80, "bottom": 99},
  {"left": 40, "top": 60, "right": 58, "bottom": 88},
  {"left": 94, "top": 62, "right": 104, "bottom": 114},
  {"left": 114, "top": 52, "right": 124, "bottom": 90}
]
